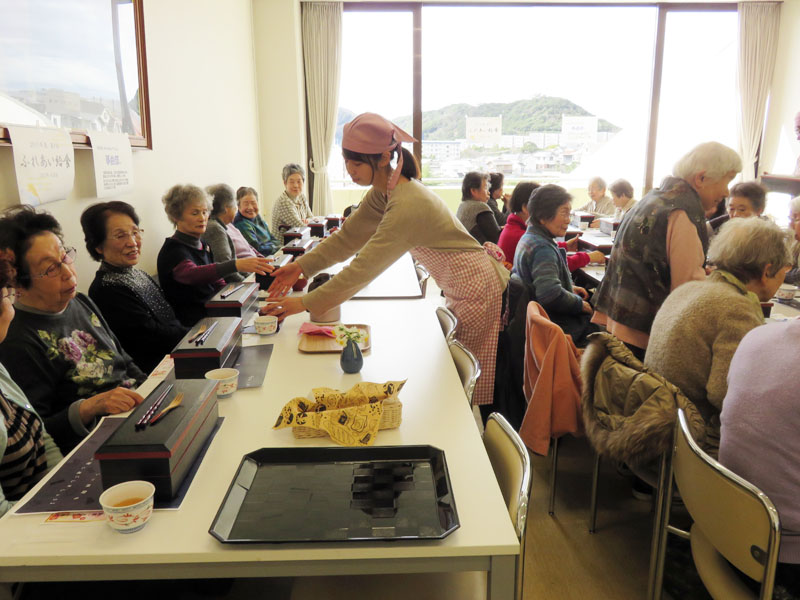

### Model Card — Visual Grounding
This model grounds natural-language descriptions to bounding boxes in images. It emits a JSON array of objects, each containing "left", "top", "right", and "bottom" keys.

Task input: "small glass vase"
[{"left": 340, "top": 339, "right": 363, "bottom": 373}]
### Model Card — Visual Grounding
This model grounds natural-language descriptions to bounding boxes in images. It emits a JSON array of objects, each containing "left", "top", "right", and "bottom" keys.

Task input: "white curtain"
[
  {"left": 302, "top": 2, "right": 342, "bottom": 216},
  {"left": 737, "top": 2, "right": 781, "bottom": 181}
]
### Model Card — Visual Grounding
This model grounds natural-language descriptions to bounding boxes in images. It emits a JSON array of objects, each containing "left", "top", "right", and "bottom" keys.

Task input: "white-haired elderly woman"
[
  {"left": 785, "top": 195, "right": 800, "bottom": 285},
  {"left": 591, "top": 141, "right": 743, "bottom": 360},
  {"left": 645, "top": 217, "right": 790, "bottom": 453},
  {"left": 271, "top": 163, "right": 314, "bottom": 246},
  {"left": 157, "top": 184, "right": 272, "bottom": 327}
]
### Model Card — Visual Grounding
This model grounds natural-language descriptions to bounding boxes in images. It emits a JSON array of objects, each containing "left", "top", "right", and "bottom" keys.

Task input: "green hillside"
[{"left": 388, "top": 96, "right": 618, "bottom": 140}]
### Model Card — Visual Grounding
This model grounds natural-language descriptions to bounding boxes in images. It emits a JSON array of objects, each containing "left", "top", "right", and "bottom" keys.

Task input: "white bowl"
[
  {"left": 205, "top": 367, "right": 239, "bottom": 398},
  {"left": 99, "top": 480, "right": 155, "bottom": 534},
  {"left": 775, "top": 284, "right": 796, "bottom": 301},
  {"left": 254, "top": 314, "right": 278, "bottom": 335}
]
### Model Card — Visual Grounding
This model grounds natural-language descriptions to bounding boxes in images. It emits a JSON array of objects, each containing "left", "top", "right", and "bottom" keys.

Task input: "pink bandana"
[{"left": 342, "top": 113, "right": 417, "bottom": 191}]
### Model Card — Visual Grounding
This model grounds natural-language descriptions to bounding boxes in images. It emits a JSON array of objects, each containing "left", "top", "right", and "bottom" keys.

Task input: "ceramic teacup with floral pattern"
[{"left": 99, "top": 480, "right": 155, "bottom": 533}]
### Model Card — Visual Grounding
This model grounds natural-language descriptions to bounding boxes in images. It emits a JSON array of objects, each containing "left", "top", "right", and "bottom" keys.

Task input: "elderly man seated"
[{"left": 644, "top": 217, "right": 790, "bottom": 453}]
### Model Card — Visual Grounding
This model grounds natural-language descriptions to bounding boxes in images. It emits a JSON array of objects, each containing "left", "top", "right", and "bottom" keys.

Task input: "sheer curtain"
[
  {"left": 737, "top": 2, "right": 781, "bottom": 181},
  {"left": 302, "top": 2, "right": 342, "bottom": 215}
]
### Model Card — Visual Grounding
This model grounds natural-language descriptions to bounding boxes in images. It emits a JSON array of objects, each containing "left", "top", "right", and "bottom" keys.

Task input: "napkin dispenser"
[
  {"left": 171, "top": 317, "right": 242, "bottom": 379},
  {"left": 94, "top": 379, "right": 219, "bottom": 501},
  {"left": 282, "top": 237, "right": 315, "bottom": 256},
  {"left": 597, "top": 217, "right": 620, "bottom": 236},
  {"left": 571, "top": 211, "right": 595, "bottom": 229},
  {"left": 282, "top": 226, "right": 311, "bottom": 243},
  {"left": 308, "top": 219, "right": 326, "bottom": 238},
  {"left": 255, "top": 253, "right": 293, "bottom": 290},
  {"left": 205, "top": 282, "right": 259, "bottom": 320}
]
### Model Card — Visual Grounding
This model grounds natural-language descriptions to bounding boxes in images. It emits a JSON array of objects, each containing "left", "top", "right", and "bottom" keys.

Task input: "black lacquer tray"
[{"left": 209, "top": 445, "right": 459, "bottom": 543}]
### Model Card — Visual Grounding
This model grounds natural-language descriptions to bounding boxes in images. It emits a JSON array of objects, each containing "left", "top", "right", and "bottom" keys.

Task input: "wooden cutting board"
[{"left": 298, "top": 324, "right": 371, "bottom": 353}]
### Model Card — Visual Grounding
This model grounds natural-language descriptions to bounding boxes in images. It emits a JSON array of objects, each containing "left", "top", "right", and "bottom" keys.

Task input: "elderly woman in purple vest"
[{"left": 590, "top": 142, "right": 742, "bottom": 360}]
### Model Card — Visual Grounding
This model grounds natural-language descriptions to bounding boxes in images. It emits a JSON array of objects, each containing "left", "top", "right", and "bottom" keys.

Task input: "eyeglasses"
[
  {"left": 1, "top": 288, "right": 16, "bottom": 303},
  {"left": 110, "top": 228, "right": 144, "bottom": 242},
  {"left": 31, "top": 247, "right": 77, "bottom": 279}
]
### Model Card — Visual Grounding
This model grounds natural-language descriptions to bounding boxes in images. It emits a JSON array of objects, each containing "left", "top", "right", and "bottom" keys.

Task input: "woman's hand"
[
  {"left": 588, "top": 251, "right": 606, "bottom": 264},
  {"left": 564, "top": 235, "right": 580, "bottom": 251},
  {"left": 235, "top": 256, "right": 273, "bottom": 275},
  {"left": 80, "top": 387, "right": 144, "bottom": 424},
  {"left": 260, "top": 296, "right": 306, "bottom": 322},
  {"left": 589, "top": 220, "right": 601, "bottom": 228},
  {"left": 582, "top": 301, "right": 594, "bottom": 314},
  {"left": 574, "top": 286, "right": 589, "bottom": 299},
  {"left": 267, "top": 262, "right": 304, "bottom": 297}
]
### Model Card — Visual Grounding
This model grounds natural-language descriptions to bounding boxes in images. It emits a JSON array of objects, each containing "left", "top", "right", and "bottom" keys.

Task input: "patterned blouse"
[
  {"left": 271, "top": 191, "right": 313, "bottom": 245},
  {"left": 0, "top": 391, "right": 48, "bottom": 502}
]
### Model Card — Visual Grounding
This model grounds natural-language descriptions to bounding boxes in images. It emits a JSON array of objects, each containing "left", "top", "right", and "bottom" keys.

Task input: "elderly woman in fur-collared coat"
[{"left": 644, "top": 217, "right": 791, "bottom": 453}]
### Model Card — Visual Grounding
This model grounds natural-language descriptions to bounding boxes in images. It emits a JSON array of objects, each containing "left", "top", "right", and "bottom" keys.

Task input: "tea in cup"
[
  {"left": 254, "top": 314, "right": 278, "bottom": 335},
  {"left": 205, "top": 367, "right": 239, "bottom": 398},
  {"left": 99, "top": 480, "right": 155, "bottom": 534}
]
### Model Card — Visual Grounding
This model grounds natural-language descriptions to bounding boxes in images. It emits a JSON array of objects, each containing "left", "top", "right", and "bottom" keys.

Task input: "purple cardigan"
[{"left": 719, "top": 319, "right": 800, "bottom": 563}]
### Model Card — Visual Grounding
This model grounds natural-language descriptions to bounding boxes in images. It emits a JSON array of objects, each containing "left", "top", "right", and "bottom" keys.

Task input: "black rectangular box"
[
  {"left": 571, "top": 211, "right": 595, "bottom": 227},
  {"left": 171, "top": 317, "right": 242, "bottom": 379},
  {"left": 205, "top": 282, "right": 259, "bottom": 321},
  {"left": 308, "top": 219, "right": 326, "bottom": 238},
  {"left": 282, "top": 237, "right": 315, "bottom": 256},
  {"left": 255, "top": 253, "right": 293, "bottom": 290},
  {"left": 325, "top": 214, "right": 342, "bottom": 229},
  {"left": 282, "top": 226, "right": 311, "bottom": 242},
  {"left": 95, "top": 379, "right": 219, "bottom": 501}
]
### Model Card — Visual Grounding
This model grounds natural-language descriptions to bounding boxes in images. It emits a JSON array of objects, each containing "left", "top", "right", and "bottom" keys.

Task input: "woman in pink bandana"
[{"left": 265, "top": 113, "right": 509, "bottom": 409}]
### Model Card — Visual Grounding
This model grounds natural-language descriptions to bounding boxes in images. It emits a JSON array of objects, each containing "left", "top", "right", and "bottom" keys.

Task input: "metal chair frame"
[
  {"left": 435, "top": 306, "right": 457, "bottom": 344},
  {"left": 448, "top": 338, "right": 480, "bottom": 407}
]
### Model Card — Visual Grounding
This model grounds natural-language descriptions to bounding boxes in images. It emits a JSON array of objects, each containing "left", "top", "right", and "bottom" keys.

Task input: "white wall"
[
  {"left": 0, "top": 0, "right": 262, "bottom": 292},
  {"left": 252, "top": 0, "right": 307, "bottom": 218},
  {"left": 760, "top": 0, "right": 800, "bottom": 177}
]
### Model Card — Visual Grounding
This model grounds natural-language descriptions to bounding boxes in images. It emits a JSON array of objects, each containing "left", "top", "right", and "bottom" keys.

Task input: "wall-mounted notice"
[
  {"left": 88, "top": 131, "right": 134, "bottom": 197},
  {"left": 7, "top": 125, "right": 75, "bottom": 205}
]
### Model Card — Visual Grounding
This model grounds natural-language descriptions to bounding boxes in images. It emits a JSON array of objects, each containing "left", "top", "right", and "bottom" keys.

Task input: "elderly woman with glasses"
[
  {"left": 81, "top": 201, "right": 189, "bottom": 373},
  {"left": 0, "top": 206, "right": 146, "bottom": 453},
  {"left": 645, "top": 217, "right": 791, "bottom": 453},
  {"left": 271, "top": 164, "right": 314, "bottom": 246},
  {"left": 234, "top": 186, "right": 280, "bottom": 256}
]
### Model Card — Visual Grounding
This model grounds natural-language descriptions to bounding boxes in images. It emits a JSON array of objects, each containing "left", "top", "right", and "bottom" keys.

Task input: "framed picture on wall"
[{"left": 0, "top": 0, "right": 151, "bottom": 149}]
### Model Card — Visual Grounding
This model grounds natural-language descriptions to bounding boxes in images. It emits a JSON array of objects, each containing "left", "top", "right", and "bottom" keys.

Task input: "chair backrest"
[
  {"left": 484, "top": 412, "right": 532, "bottom": 600},
  {"left": 448, "top": 339, "right": 480, "bottom": 406},
  {"left": 673, "top": 409, "right": 781, "bottom": 594},
  {"left": 435, "top": 306, "right": 457, "bottom": 343},
  {"left": 415, "top": 264, "right": 430, "bottom": 297}
]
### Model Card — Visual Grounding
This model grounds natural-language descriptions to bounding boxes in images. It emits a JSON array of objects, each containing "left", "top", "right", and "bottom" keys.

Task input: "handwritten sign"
[
  {"left": 7, "top": 125, "right": 75, "bottom": 205},
  {"left": 88, "top": 131, "right": 134, "bottom": 197}
]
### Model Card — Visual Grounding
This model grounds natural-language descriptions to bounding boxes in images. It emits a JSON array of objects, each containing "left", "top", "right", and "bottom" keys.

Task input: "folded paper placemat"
[{"left": 273, "top": 380, "right": 406, "bottom": 446}]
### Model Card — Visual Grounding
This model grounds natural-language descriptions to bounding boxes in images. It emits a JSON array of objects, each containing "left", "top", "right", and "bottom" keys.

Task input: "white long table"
[
  {"left": 0, "top": 299, "right": 518, "bottom": 598},
  {"left": 326, "top": 252, "right": 423, "bottom": 299}
]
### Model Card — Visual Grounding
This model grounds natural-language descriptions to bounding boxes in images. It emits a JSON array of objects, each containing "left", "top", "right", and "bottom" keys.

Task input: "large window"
[
  {"left": 332, "top": 4, "right": 740, "bottom": 213},
  {"left": 330, "top": 10, "right": 413, "bottom": 211}
]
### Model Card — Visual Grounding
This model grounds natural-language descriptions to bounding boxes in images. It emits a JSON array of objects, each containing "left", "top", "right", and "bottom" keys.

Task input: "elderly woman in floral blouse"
[
  {"left": 271, "top": 163, "right": 314, "bottom": 246},
  {"left": 0, "top": 206, "right": 146, "bottom": 453}
]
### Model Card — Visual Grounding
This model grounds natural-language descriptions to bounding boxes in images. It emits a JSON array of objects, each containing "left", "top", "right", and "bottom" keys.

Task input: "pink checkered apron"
[{"left": 411, "top": 244, "right": 505, "bottom": 405}]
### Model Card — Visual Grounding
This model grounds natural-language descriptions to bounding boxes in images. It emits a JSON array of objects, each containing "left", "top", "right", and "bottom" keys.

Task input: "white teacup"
[
  {"left": 205, "top": 367, "right": 239, "bottom": 398},
  {"left": 775, "top": 284, "right": 796, "bottom": 301},
  {"left": 99, "top": 480, "right": 155, "bottom": 534},
  {"left": 254, "top": 314, "right": 278, "bottom": 335},
  {"left": 579, "top": 221, "right": 589, "bottom": 231}
]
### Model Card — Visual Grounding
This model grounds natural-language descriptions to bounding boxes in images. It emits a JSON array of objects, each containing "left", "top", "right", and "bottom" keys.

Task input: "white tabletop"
[
  {"left": 0, "top": 299, "right": 518, "bottom": 598},
  {"left": 326, "top": 252, "right": 423, "bottom": 300}
]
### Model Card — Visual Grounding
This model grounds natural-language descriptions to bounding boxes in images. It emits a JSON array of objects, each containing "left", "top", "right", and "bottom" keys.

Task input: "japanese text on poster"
[
  {"left": 88, "top": 131, "right": 134, "bottom": 197},
  {"left": 7, "top": 126, "right": 75, "bottom": 205}
]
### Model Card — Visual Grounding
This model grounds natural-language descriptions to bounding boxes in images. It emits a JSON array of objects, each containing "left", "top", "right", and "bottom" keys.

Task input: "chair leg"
[
  {"left": 548, "top": 437, "right": 559, "bottom": 516},
  {"left": 647, "top": 450, "right": 674, "bottom": 600},
  {"left": 589, "top": 452, "right": 601, "bottom": 533}
]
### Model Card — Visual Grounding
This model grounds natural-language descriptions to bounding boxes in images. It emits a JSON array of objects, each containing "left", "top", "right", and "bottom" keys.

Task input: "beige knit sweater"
[
  {"left": 644, "top": 270, "right": 764, "bottom": 449},
  {"left": 297, "top": 179, "right": 508, "bottom": 314}
]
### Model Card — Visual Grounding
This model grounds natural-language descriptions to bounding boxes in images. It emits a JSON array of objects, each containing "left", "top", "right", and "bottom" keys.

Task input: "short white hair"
[
  {"left": 672, "top": 142, "right": 742, "bottom": 181},
  {"left": 708, "top": 217, "right": 790, "bottom": 282},
  {"left": 790, "top": 195, "right": 800, "bottom": 215}
]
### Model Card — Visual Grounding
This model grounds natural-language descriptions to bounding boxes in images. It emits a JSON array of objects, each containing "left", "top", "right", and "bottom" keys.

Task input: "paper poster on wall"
[
  {"left": 88, "top": 131, "right": 134, "bottom": 197},
  {"left": 7, "top": 125, "right": 75, "bottom": 205}
]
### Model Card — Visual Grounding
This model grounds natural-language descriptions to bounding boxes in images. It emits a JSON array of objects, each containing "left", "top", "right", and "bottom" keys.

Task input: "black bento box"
[
  {"left": 308, "top": 219, "right": 326, "bottom": 238},
  {"left": 255, "top": 253, "right": 293, "bottom": 290},
  {"left": 171, "top": 317, "right": 242, "bottom": 379},
  {"left": 94, "top": 379, "right": 219, "bottom": 501},
  {"left": 325, "top": 214, "right": 342, "bottom": 230},
  {"left": 282, "top": 226, "right": 311, "bottom": 242},
  {"left": 282, "top": 237, "right": 315, "bottom": 256},
  {"left": 205, "top": 282, "right": 259, "bottom": 320}
]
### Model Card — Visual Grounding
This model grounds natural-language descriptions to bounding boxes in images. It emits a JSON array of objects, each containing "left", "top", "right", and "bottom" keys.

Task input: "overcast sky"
[{"left": 0, "top": 0, "right": 139, "bottom": 101}]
